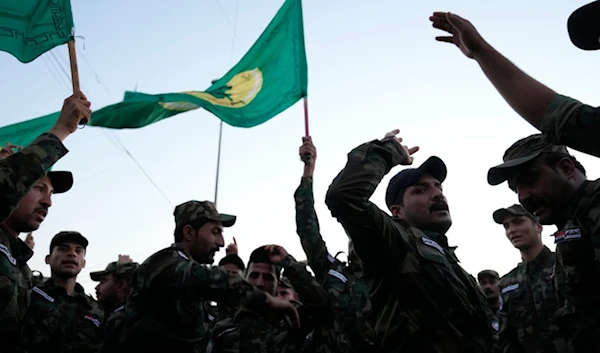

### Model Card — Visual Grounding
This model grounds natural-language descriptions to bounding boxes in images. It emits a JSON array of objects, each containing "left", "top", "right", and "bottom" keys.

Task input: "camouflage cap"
[
  {"left": 477, "top": 269, "right": 499, "bottom": 281},
  {"left": 174, "top": 200, "right": 236, "bottom": 228},
  {"left": 47, "top": 171, "right": 73, "bottom": 194},
  {"left": 89, "top": 261, "right": 139, "bottom": 282},
  {"left": 487, "top": 134, "right": 569, "bottom": 186},
  {"left": 493, "top": 204, "right": 537, "bottom": 224},
  {"left": 568, "top": 1, "right": 600, "bottom": 50},
  {"left": 49, "top": 231, "right": 88, "bottom": 254}
]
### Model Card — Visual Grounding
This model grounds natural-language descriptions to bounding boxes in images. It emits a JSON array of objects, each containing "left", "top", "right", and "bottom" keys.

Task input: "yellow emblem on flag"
[{"left": 160, "top": 69, "right": 263, "bottom": 111}]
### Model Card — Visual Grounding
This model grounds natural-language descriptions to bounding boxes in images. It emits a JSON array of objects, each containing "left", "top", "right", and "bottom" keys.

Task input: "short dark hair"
[
  {"left": 219, "top": 254, "right": 245, "bottom": 271},
  {"left": 173, "top": 218, "right": 208, "bottom": 242},
  {"left": 544, "top": 153, "right": 586, "bottom": 176},
  {"left": 246, "top": 247, "right": 280, "bottom": 277}
]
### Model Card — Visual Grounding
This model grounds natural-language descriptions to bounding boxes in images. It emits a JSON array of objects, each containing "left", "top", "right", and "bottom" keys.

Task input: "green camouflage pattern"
[
  {"left": 498, "top": 246, "right": 568, "bottom": 353},
  {"left": 551, "top": 179, "right": 600, "bottom": 351},
  {"left": 95, "top": 305, "right": 126, "bottom": 353},
  {"left": 174, "top": 200, "right": 236, "bottom": 228},
  {"left": 0, "top": 229, "right": 33, "bottom": 353},
  {"left": 542, "top": 93, "right": 600, "bottom": 158},
  {"left": 294, "top": 176, "right": 371, "bottom": 353},
  {"left": 89, "top": 261, "right": 139, "bottom": 282},
  {"left": 19, "top": 278, "right": 104, "bottom": 353},
  {"left": 325, "top": 137, "right": 494, "bottom": 353},
  {"left": 114, "top": 244, "right": 267, "bottom": 353},
  {"left": 0, "top": 132, "right": 68, "bottom": 223}
]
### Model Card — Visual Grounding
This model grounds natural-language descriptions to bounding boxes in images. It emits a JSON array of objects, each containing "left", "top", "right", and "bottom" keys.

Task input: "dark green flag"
[{"left": 0, "top": 0, "right": 75, "bottom": 63}]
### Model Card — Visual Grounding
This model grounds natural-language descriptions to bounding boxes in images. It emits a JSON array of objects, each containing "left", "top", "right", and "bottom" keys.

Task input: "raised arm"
[
  {"left": 295, "top": 137, "right": 334, "bottom": 282},
  {"left": 325, "top": 130, "right": 418, "bottom": 267}
]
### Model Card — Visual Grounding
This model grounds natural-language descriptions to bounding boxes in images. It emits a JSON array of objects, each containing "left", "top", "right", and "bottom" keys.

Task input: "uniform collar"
[{"left": 523, "top": 246, "right": 552, "bottom": 271}]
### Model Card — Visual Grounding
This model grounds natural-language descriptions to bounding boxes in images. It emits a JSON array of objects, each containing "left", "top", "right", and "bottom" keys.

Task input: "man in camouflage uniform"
[
  {"left": 209, "top": 245, "right": 329, "bottom": 353},
  {"left": 116, "top": 200, "right": 299, "bottom": 353},
  {"left": 20, "top": 231, "right": 104, "bottom": 353},
  {"left": 492, "top": 204, "right": 568, "bottom": 353},
  {"left": 90, "top": 256, "right": 139, "bottom": 353},
  {"left": 477, "top": 270, "right": 502, "bottom": 329},
  {"left": 0, "top": 92, "right": 90, "bottom": 353},
  {"left": 430, "top": 3, "right": 600, "bottom": 158},
  {"left": 325, "top": 129, "right": 494, "bottom": 353},
  {"left": 295, "top": 136, "right": 371, "bottom": 353},
  {"left": 487, "top": 134, "right": 598, "bottom": 352}
]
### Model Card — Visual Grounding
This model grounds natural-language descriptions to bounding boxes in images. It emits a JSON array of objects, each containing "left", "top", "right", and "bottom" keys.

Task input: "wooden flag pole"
[
  {"left": 303, "top": 96, "right": 309, "bottom": 136},
  {"left": 67, "top": 39, "right": 87, "bottom": 124}
]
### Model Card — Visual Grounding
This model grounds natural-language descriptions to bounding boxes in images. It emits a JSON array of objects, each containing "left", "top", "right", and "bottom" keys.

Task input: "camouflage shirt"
[
  {"left": 294, "top": 176, "right": 371, "bottom": 353},
  {"left": 498, "top": 246, "right": 568, "bottom": 353},
  {"left": 551, "top": 180, "right": 600, "bottom": 350},
  {"left": 116, "top": 243, "right": 268, "bottom": 353},
  {"left": 325, "top": 138, "right": 494, "bottom": 353},
  {"left": 0, "top": 133, "right": 68, "bottom": 223},
  {"left": 19, "top": 278, "right": 104, "bottom": 353},
  {"left": 209, "top": 260, "right": 329, "bottom": 353},
  {"left": 542, "top": 93, "right": 600, "bottom": 158},
  {"left": 95, "top": 304, "right": 126, "bottom": 353}
]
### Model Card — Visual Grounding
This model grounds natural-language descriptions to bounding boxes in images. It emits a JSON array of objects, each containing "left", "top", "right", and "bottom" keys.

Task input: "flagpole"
[
  {"left": 214, "top": 120, "right": 224, "bottom": 205},
  {"left": 67, "top": 38, "right": 87, "bottom": 125},
  {"left": 303, "top": 96, "right": 309, "bottom": 136}
]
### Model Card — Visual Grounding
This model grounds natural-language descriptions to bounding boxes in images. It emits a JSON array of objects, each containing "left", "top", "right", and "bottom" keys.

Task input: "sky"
[{"left": 1, "top": 0, "right": 599, "bottom": 296}]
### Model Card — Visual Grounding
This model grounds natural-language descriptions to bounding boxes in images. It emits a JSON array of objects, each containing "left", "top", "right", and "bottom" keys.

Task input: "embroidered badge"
[
  {"left": 328, "top": 269, "right": 348, "bottom": 283},
  {"left": 501, "top": 283, "right": 519, "bottom": 294},
  {"left": 0, "top": 244, "right": 16, "bottom": 265},
  {"left": 84, "top": 314, "right": 101, "bottom": 327},
  {"left": 554, "top": 228, "right": 582, "bottom": 244},
  {"left": 422, "top": 237, "right": 444, "bottom": 254},
  {"left": 32, "top": 287, "right": 54, "bottom": 302},
  {"left": 177, "top": 251, "right": 189, "bottom": 260}
]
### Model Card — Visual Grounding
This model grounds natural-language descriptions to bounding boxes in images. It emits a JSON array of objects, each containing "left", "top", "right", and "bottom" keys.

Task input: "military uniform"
[
  {"left": 115, "top": 201, "right": 269, "bottom": 353},
  {"left": 89, "top": 261, "right": 139, "bottom": 353},
  {"left": 294, "top": 176, "right": 371, "bottom": 353},
  {"left": 19, "top": 278, "right": 104, "bottom": 353},
  {"left": 488, "top": 135, "right": 600, "bottom": 352},
  {"left": 209, "top": 256, "right": 329, "bottom": 353},
  {"left": 0, "top": 133, "right": 69, "bottom": 353},
  {"left": 541, "top": 94, "right": 600, "bottom": 158},
  {"left": 498, "top": 246, "right": 567, "bottom": 353},
  {"left": 325, "top": 137, "right": 494, "bottom": 353}
]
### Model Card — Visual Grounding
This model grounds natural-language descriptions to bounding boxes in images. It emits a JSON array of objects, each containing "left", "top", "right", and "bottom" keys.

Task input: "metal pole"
[{"left": 214, "top": 120, "right": 224, "bottom": 204}]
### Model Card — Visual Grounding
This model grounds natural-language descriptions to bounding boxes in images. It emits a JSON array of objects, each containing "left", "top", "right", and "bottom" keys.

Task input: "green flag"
[
  {"left": 0, "top": 0, "right": 307, "bottom": 146},
  {"left": 0, "top": 1, "right": 75, "bottom": 63},
  {"left": 90, "top": 0, "right": 307, "bottom": 129}
]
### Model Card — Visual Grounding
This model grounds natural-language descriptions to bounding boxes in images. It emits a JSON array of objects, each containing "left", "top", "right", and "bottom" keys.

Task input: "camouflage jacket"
[
  {"left": 19, "top": 278, "right": 104, "bottom": 353},
  {"left": 95, "top": 304, "right": 126, "bottom": 353},
  {"left": 551, "top": 180, "right": 600, "bottom": 350},
  {"left": 498, "top": 246, "right": 568, "bottom": 353},
  {"left": 0, "top": 227, "right": 34, "bottom": 353},
  {"left": 325, "top": 138, "right": 494, "bottom": 353},
  {"left": 294, "top": 176, "right": 371, "bottom": 353},
  {"left": 115, "top": 244, "right": 267, "bottom": 353},
  {"left": 0, "top": 133, "right": 68, "bottom": 223},
  {"left": 542, "top": 94, "right": 600, "bottom": 158},
  {"left": 209, "top": 260, "right": 329, "bottom": 353}
]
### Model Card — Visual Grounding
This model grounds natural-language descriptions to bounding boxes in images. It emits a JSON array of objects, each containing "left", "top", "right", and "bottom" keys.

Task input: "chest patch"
[
  {"left": 554, "top": 228, "right": 582, "bottom": 244},
  {"left": 32, "top": 286, "right": 54, "bottom": 302},
  {"left": 0, "top": 244, "right": 16, "bottom": 265},
  {"left": 422, "top": 237, "right": 444, "bottom": 254},
  {"left": 501, "top": 283, "right": 519, "bottom": 294},
  {"left": 328, "top": 269, "right": 348, "bottom": 283},
  {"left": 84, "top": 314, "right": 101, "bottom": 327}
]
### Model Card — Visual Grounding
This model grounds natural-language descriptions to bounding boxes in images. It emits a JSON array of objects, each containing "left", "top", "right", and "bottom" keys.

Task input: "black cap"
[
  {"left": 492, "top": 204, "right": 537, "bottom": 224},
  {"left": 47, "top": 171, "right": 73, "bottom": 194},
  {"left": 385, "top": 156, "right": 447, "bottom": 209},
  {"left": 49, "top": 231, "right": 88, "bottom": 253},
  {"left": 568, "top": 1, "right": 600, "bottom": 50}
]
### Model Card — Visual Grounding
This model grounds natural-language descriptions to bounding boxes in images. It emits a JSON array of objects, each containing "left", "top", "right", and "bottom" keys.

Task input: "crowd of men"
[{"left": 1, "top": 3, "right": 600, "bottom": 353}]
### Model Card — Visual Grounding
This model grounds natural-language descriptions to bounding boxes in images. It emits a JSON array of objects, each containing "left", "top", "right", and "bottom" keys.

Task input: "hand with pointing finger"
[
  {"left": 384, "top": 129, "right": 419, "bottom": 166},
  {"left": 226, "top": 237, "right": 238, "bottom": 255}
]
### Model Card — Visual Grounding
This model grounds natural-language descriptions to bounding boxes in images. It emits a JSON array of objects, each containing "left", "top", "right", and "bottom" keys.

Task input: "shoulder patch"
[
  {"left": 554, "top": 228, "right": 582, "bottom": 244},
  {"left": 327, "top": 253, "right": 336, "bottom": 264},
  {"left": 84, "top": 314, "right": 101, "bottom": 327},
  {"left": 422, "top": 237, "right": 444, "bottom": 253},
  {"left": 501, "top": 283, "right": 519, "bottom": 294},
  {"left": 0, "top": 244, "right": 16, "bottom": 265},
  {"left": 177, "top": 251, "right": 189, "bottom": 260},
  {"left": 327, "top": 269, "right": 348, "bottom": 283},
  {"left": 32, "top": 286, "right": 54, "bottom": 302}
]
